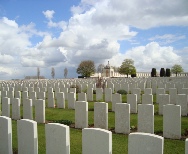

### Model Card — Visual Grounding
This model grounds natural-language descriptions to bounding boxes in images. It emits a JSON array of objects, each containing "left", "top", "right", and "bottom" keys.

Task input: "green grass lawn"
[{"left": 8, "top": 93, "right": 188, "bottom": 153}]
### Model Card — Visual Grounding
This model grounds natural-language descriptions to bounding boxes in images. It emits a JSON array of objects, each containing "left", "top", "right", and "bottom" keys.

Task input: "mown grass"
[{"left": 7, "top": 93, "right": 188, "bottom": 153}]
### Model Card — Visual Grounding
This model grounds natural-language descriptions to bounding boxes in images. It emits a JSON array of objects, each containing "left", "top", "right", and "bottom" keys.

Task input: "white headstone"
[
  {"left": 55, "top": 85, "right": 60, "bottom": 94},
  {"left": 35, "top": 99, "right": 45, "bottom": 123},
  {"left": 132, "top": 88, "right": 141, "bottom": 103},
  {"left": 82, "top": 128, "right": 112, "bottom": 154},
  {"left": 128, "top": 132, "right": 164, "bottom": 154},
  {"left": 163, "top": 104, "right": 181, "bottom": 139},
  {"left": 87, "top": 87, "right": 93, "bottom": 101},
  {"left": 169, "top": 88, "right": 177, "bottom": 104},
  {"left": 75, "top": 101, "right": 88, "bottom": 128},
  {"left": 139, "top": 81, "right": 146, "bottom": 91},
  {"left": 38, "top": 92, "right": 45, "bottom": 100},
  {"left": 152, "top": 81, "right": 157, "bottom": 94},
  {"left": 22, "top": 87, "right": 28, "bottom": 92},
  {"left": 176, "top": 94, "right": 188, "bottom": 116},
  {"left": 115, "top": 103, "right": 130, "bottom": 134},
  {"left": 0, "top": 116, "right": 12, "bottom": 154},
  {"left": 142, "top": 94, "right": 153, "bottom": 104},
  {"left": 62, "top": 88, "right": 68, "bottom": 100},
  {"left": 29, "top": 91, "right": 37, "bottom": 102},
  {"left": 48, "top": 87, "right": 53, "bottom": 93},
  {"left": 23, "top": 99, "right": 33, "bottom": 120},
  {"left": 158, "top": 94, "right": 170, "bottom": 115},
  {"left": 127, "top": 94, "right": 137, "bottom": 113},
  {"left": 138, "top": 104, "right": 154, "bottom": 134},
  {"left": 96, "top": 88, "right": 103, "bottom": 101},
  {"left": 8, "top": 90, "right": 14, "bottom": 104},
  {"left": 129, "top": 83, "right": 136, "bottom": 94},
  {"left": 185, "top": 138, "right": 188, "bottom": 154},
  {"left": 2, "top": 97, "right": 10, "bottom": 117},
  {"left": 114, "top": 83, "right": 121, "bottom": 92},
  {"left": 69, "top": 88, "right": 76, "bottom": 93},
  {"left": 144, "top": 88, "right": 152, "bottom": 94},
  {"left": 35, "top": 87, "right": 40, "bottom": 94},
  {"left": 156, "top": 88, "right": 165, "bottom": 104},
  {"left": 45, "top": 123, "right": 70, "bottom": 154},
  {"left": 105, "top": 88, "right": 112, "bottom": 102},
  {"left": 22, "top": 91, "right": 28, "bottom": 101},
  {"left": 78, "top": 93, "right": 87, "bottom": 101},
  {"left": 12, "top": 98, "right": 20, "bottom": 120},
  {"left": 17, "top": 119, "right": 38, "bottom": 154},
  {"left": 68, "top": 92, "right": 76, "bottom": 109},
  {"left": 179, "top": 88, "right": 188, "bottom": 95},
  {"left": 108, "top": 82, "right": 114, "bottom": 93},
  {"left": 146, "top": 81, "right": 151, "bottom": 88},
  {"left": 57, "top": 92, "right": 65, "bottom": 108},
  {"left": 15, "top": 91, "right": 21, "bottom": 101},
  {"left": 94, "top": 102, "right": 108, "bottom": 129},
  {"left": 121, "top": 83, "right": 129, "bottom": 93},
  {"left": 112, "top": 93, "right": 122, "bottom": 111},
  {"left": 1, "top": 91, "right": 7, "bottom": 98},
  {"left": 48, "top": 92, "right": 55, "bottom": 108}
]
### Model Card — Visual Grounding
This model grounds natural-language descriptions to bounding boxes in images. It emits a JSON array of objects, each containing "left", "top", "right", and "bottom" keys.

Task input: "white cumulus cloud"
[
  {"left": 123, "top": 42, "right": 182, "bottom": 72},
  {"left": 0, "top": 53, "right": 14, "bottom": 64},
  {"left": 42, "top": 10, "right": 55, "bottom": 20}
]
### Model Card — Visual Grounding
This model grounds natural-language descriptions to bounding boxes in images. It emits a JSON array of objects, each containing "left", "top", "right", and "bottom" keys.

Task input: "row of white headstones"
[
  {"left": 0, "top": 95, "right": 184, "bottom": 136},
  {"left": 0, "top": 115, "right": 188, "bottom": 154}
]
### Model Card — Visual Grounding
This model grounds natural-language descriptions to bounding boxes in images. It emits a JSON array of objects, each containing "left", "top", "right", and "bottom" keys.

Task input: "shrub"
[
  {"left": 93, "top": 90, "right": 96, "bottom": 94},
  {"left": 50, "top": 120, "right": 72, "bottom": 126},
  {"left": 131, "top": 74, "right": 136, "bottom": 78},
  {"left": 117, "top": 89, "right": 127, "bottom": 95}
]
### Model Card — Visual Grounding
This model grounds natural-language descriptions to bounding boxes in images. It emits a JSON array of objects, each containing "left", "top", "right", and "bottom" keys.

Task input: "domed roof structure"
[{"left": 104, "top": 61, "right": 112, "bottom": 69}]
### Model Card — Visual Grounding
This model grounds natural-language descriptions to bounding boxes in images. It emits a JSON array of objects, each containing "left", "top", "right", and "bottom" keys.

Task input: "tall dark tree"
[
  {"left": 37, "top": 67, "right": 40, "bottom": 80},
  {"left": 64, "top": 68, "right": 68, "bottom": 78},
  {"left": 77, "top": 60, "right": 96, "bottom": 77},
  {"left": 160, "top": 68, "right": 165, "bottom": 77},
  {"left": 151, "top": 68, "right": 156, "bottom": 77},
  {"left": 51, "top": 67, "right": 55, "bottom": 79},
  {"left": 166, "top": 68, "right": 171, "bottom": 77}
]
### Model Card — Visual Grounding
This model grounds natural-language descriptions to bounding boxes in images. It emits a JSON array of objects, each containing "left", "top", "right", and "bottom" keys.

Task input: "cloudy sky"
[{"left": 0, "top": 0, "right": 188, "bottom": 79}]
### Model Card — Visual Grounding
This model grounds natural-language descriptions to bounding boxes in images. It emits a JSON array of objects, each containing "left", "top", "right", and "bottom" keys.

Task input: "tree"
[
  {"left": 151, "top": 68, "right": 156, "bottom": 77},
  {"left": 37, "top": 67, "right": 40, "bottom": 80},
  {"left": 118, "top": 59, "right": 136, "bottom": 77},
  {"left": 131, "top": 67, "right": 137, "bottom": 77},
  {"left": 64, "top": 68, "right": 68, "bottom": 78},
  {"left": 51, "top": 67, "right": 55, "bottom": 79},
  {"left": 166, "top": 68, "right": 171, "bottom": 77},
  {"left": 160, "top": 68, "right": 166, "bottom": 77},
  {"left": 97, "top": 64, "right": 104, "bottom": 73},
  {"left": 171, "top": 64, "right": 184, "bottom": 76},
  {"left": 77, "top": 60, "right": 96, "bottom": 77}
]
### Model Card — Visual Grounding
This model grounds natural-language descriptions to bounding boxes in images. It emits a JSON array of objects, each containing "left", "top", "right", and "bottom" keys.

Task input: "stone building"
[
  {"left": 91, "top": 61, "right": 188, "bottom": 78},
  {"left": 101, "top": 61, "right": 115, "bottom": 77}
]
